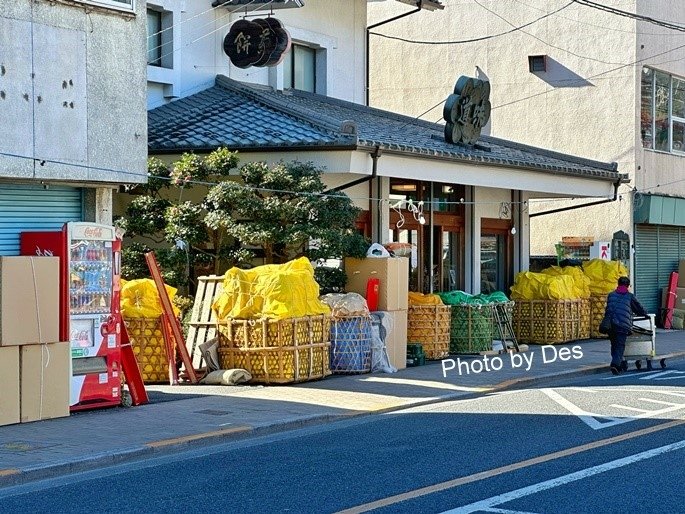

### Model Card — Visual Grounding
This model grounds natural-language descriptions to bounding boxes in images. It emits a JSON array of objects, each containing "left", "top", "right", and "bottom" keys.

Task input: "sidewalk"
[{"left": 1, "top": 331, "right": 683, "bottom": 486}]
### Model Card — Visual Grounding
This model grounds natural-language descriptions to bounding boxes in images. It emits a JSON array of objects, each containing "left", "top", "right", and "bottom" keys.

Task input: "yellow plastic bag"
[
  {"left": 510, "top": 271, "right": 578, "bottom": 300},
  {"left": 212, "top": 257, "right": 331, "bottom": 320},
  {"left": 408, "top": 292, "right": 444, "bottom": 305},
  {"left": 582, "top": 259, "right": 629, "bottom": 295},
  {"left": 120, "top": 278, "right": 180, "bottom": 319},
  {"left": 542, "top": 266, "right": 591, "bottom": 299}
]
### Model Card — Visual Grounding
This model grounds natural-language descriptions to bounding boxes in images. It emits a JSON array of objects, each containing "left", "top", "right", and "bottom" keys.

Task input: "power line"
[
  {"left": 571, "top": 0, "right": 685, "bottom": 33},
  {"left": 512, "top": 0, "right": 685, "bottom": 36},
  {"left": 473, "top": 0, "right": 628, "bottom": 66},
  {"left": 368, "top": 1, "right": 573, "bottom": 45}
]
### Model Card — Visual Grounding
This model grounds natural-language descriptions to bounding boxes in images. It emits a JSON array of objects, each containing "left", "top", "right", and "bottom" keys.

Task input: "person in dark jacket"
[{"left": 604, "top": 276, "right": 648, "bottom": 374}]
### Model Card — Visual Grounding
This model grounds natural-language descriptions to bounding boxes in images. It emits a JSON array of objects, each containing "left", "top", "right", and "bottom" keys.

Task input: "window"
[
  {"left": 147, "top": 8, "right": 173, "bottom": 68},
  {"left": 283, "top": 44, "right": 316, "bottom": 93},
  {"left": 641, "top": 67, "right": 685, "bottom": 153},
  {"left": 76, "top": 0, "right": 134, "bottom": 12},
  {"left": 528, "top": 55, "right": 547, "bottom": 73}
]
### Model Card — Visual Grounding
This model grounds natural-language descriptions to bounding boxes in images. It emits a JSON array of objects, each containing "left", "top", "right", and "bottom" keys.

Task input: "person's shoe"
[{"left": 610, "top": 366, "right": 620, "bottom": 375}]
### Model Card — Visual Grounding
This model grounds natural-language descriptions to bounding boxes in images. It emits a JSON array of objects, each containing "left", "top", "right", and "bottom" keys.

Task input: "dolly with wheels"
[{"left": 621, "top": 314, "right": 667, "bottom": 372}]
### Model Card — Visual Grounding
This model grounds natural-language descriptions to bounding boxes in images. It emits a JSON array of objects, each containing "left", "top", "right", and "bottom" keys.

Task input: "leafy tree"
[{"left": 204, "top": 160, "right": 368, "bottom": 264}]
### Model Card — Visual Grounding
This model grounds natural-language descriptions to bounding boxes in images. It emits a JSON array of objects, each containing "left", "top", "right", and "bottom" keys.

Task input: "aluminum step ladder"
[{"left": 493, "top": 302, "right": 520, "bottom": 353}]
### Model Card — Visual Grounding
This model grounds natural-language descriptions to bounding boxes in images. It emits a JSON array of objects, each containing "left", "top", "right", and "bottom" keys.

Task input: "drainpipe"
[
  {"left": 529, "top": 171, "right": 623, "bottom": 218},
  {"left": 366, "top": 2, "right": 424, "bottom": 106}
]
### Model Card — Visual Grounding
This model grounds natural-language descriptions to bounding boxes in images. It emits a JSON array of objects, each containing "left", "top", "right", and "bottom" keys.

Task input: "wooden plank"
[
  {"left": 186, "top": 275, "right": 224, "bottom": 369},
  {"left": 145, "top": 252, "right": 198, "bottom": 384}
]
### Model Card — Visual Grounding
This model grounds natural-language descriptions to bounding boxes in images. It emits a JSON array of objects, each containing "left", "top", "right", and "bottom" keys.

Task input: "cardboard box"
[
  {"left": 374, "top": 310, "right": 408, "bottom": 371},
  {"left": 677, "top": 287, "right": 685, "bottom": 307},
  {"left": 20, "top": 342, "right": 70, "bottom": 423},
  {"left": 344, "top": 257, "right": 409, "bottom": 311},
  {"left": 0, "top": 257, "right": 59, "bottom": 346},
  {"left": 0, "top": 346, "right": 20, "bottom": 427},
  {"left": 679, "top": 260, "right": 685, "bottom": 287}
]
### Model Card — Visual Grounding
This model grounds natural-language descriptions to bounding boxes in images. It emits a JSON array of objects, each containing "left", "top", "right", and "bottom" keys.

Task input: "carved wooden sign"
[
  {"left": 443, "top": 76, "right": 491, "bottom": 146},
  {"left": 223, "top": 18, "right": 291, "bottom": 69}
]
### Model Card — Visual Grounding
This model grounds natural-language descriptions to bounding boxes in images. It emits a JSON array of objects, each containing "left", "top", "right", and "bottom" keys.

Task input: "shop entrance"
[
  {"left": 388, "top": 180, "right": 465, "bottom": 294},
  {"left": 480, "top": 218, "right": 513, "bottom": 294}
]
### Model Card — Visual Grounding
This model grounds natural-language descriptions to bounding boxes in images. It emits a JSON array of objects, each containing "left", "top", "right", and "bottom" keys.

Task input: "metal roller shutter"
[
  {"left": 0, "top": 185, "right": 83, "bottom": 255},
  {"left": 634, "top": 224, "right": 685, "bottom": 314}
]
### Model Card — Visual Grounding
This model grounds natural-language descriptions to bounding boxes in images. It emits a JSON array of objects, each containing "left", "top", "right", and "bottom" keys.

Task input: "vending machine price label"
[
  {"left": 107, "top": 335, "right": 116, "bottom": 349},
  {"left": 99, "top": 373, "right": 108, "bottom": 384},
  {"left": 72, "top": 349, "right": 88, "bottom": 358}
]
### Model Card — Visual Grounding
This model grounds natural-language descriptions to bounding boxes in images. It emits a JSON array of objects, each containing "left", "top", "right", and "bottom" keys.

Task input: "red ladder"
[{"left": 145, "top": 252, "right": 199, "bottom": 384}]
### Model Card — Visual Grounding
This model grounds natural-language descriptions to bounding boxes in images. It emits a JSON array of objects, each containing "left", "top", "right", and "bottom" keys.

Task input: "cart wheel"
[
  {"left": 660, "top": 358, "right": 667, "bottom": 369},
  {"left": 620, "top": 360, "right": 628, "bottom": 372},
  {"left": 646, "top": 360, "right": 653, "bottom": 371},
  {"left": 121, "top": 390, "right": 133, "bottom": 408},
  {"left": 635, "top": 360, "right": 642, "bottom": 370}
]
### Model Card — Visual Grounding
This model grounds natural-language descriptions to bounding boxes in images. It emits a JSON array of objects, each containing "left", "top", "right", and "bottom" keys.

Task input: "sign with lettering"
[
  {"left": 224, "top": 18, "right": 291, "bottom": 69},
  {"left": 443, "top": 76, "right": 491, "bottom": 146}
]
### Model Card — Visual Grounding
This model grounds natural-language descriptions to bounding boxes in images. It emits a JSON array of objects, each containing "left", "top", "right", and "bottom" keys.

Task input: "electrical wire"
[
  {"left": 511, "top": 0, "right": 685, "bottom": 36},
  {"left": 368, "top": 1, "right": 573, "bottom": 45},
  {"left": 473, "top": 0, "right": 628, "bottom": 66},
  {"left": 571, "top": 0, "right": 685, "bottom": 34}
]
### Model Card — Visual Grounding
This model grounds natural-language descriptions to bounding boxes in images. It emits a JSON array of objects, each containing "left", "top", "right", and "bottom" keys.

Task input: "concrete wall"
[
  {"left": 0, "top": 0, "right": 148, "bottom": 186},
  {"left": 147, "top": 0, "right": 368, "bottom": 109},
  {"left": 368, "top": 0, "right": 666, "bottom": 256}
]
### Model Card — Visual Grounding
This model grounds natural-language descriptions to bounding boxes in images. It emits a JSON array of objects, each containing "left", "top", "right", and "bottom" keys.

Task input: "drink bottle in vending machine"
[{"left": 21, "top": 222, "right": 123, "bottom": 411}]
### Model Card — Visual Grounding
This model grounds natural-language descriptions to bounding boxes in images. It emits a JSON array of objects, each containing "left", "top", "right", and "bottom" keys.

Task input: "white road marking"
[
  {"left": 542, "top": 388, "right": 685, "bottom": 430},
  {"left": 654, "top": 372, "right": 685, "bottom": 381},
  {"left": 601, "top": 371, "right": 665, "bottom": 381},
  {"left": 440, "top": 439, "right": 685, "bottom": 514},
  {"left": 639, "top": 398, "right": 682, "bottom": 407},
  {"left": 484, "top": 508, "right": 541, "bottom": 514},
  {"left": 640, "top": 371, "right": 680, "bottom": 380}
]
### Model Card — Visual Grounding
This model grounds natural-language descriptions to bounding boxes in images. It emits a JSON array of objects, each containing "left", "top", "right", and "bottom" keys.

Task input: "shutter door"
[
  {"left": 634, "top": 224, "right": 685, "bottom": 314},
  {"left": 0, "top": 185, "right": 82, "bottom": 255}
]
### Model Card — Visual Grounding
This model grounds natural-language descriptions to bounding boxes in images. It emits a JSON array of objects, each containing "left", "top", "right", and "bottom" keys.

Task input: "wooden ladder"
[
  {"left": 145, "top": 252, "right": 199, "bottom": 384},
  {"left": 186, "top": 275, "right": 224, "bottom": 370}
]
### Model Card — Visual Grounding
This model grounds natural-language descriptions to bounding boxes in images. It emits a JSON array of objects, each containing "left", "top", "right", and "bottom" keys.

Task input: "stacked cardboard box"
[
  {"left": 344, "top": 257, "right": 409, "bottom": 369},
  {"left": 0, "top": 257, "right": 69, "bottom": 426}
]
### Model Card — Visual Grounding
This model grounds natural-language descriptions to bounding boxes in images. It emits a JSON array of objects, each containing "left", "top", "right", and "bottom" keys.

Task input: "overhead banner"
[{"left": 224, "top": 18, "right": 291, "bottom": 69}]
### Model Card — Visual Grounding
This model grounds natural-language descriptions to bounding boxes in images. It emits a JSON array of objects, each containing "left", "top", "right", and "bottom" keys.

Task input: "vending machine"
[{"left": 21, "top": 222, "right": 122, "bottom": 411}]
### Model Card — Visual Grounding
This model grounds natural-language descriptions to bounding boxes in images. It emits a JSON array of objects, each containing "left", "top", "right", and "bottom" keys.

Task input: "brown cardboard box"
[
  {"left": 0, "top": 346, "right": 20, "bottom": 426},
  {"left": 20, "top": 342, "right": 70, "bottom": 423},
  {"left": 344, "top": 257, "right": 409, "bottom": 311},
  {"left": 375, "top": 310, "right": 408, "bottom": 371},
  {"left": 678, "top": 260, "right": 685, "bottom": 287},
  {"left": 677, "top": 287, "right": 685, "bottom": 307},
  {"left": 0, "top": 257, "right": 59, "bottom": 346}
]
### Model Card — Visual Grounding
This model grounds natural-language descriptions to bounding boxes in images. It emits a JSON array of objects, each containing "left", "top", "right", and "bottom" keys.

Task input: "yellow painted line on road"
[
  {"left": 0, "top": 469, "right": 19, "bottom": 477},
  {"left": 337, "top": 418, "right": 685, "bottom": 514},
  {"left": 146, "top": 425, "right": 252, "bottom": 448}
]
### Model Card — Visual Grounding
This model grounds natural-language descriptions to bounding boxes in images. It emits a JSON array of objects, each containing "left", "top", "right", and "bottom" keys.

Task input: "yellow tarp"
[
  {"left": 212, "top": 257, "right": 331, "bottom": 320},
  {"left": 582, "top": 259, "right": 629, "bottom": 295},
  {"left": 510, "top": 271, "right": 578, "bottom": 300},
  {"left": 542, "top": 265, "right": 591, "bottom": 299},
  {"left": 408, "top": 292, "right": 444, "bottom": 305},
  {"left": 120, "top": 278, "right": 180, "bottom": 319}
]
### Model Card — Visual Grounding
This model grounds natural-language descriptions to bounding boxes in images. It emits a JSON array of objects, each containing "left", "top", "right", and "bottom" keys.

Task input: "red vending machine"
[{"left": 21, "top": 222, "right": 122, "bottom": 411}]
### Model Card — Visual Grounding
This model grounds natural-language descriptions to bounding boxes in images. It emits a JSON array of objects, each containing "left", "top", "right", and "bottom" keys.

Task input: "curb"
[{"left": 2, "top": 351, "right": 685, "bottom": 489}]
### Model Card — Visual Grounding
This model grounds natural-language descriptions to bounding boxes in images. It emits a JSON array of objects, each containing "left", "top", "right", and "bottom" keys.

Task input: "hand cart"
[{"left": 621, "top": 314, "right": 667, "bottom": 371}]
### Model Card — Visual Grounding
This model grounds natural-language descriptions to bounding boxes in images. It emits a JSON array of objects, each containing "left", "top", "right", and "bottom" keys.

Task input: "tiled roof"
[{"left": 148, "top": 76, "right": 620, "bottom": 180}]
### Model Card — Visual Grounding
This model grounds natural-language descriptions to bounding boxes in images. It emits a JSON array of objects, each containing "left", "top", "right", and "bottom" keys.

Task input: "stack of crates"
[{"left": 407, "top": 343, "right": 426, "bottom": 367}]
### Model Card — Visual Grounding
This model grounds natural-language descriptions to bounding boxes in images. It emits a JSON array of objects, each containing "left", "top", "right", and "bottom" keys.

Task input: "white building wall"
[
  {"left": 147, "top": 0, "right": 368, "bottom": 109},
  {"left": 368, "top": 0, "right": 685, "bottom": 257}
]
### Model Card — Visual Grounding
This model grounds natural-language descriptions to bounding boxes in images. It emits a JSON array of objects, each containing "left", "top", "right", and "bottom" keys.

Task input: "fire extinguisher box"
[{"left": 344, "top": 257, "right": 409, "bottom": 311}]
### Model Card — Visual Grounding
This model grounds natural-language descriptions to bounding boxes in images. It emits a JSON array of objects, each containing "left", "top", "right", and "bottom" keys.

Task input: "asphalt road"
[{"left": 2, "top": 361, "right": 685, "bottom": 513}]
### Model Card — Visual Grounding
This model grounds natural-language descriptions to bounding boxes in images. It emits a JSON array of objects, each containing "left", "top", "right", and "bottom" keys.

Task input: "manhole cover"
[
  {"left": 194, "top": 409, "right": 232, "bottom": 416},
  {"left": 0, "top": 441, "right": 58, "bottom": 453}
]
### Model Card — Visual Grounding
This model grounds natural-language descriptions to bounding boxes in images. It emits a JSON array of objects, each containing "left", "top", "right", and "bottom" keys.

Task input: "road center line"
[
  {"left": 336, "top": 418, "right": 685, "bottom": 514},
  {"left": 440, "top": 438, "right": 685, "bottom": 513}
]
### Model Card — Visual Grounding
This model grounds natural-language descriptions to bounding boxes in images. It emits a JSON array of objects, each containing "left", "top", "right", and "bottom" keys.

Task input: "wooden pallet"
[{"left": 186, "top": 275, "right": 224, "bottom": 370}]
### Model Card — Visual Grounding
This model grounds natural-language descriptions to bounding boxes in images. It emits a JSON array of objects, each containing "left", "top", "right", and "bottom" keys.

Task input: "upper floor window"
[
  {"left": 77, "top": 0, "right": 134, "bottom": 12},
  {"left": 147, "top": 8, "right": 173, "bottom": 68},
  {"left": 283, "top": 44, "right": 316, "bottom": 93},
  {"left": 642, "top": 67, "right": 685, "bottom": 153}
]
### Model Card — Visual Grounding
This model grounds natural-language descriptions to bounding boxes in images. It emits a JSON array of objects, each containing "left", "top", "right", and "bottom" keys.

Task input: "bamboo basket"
[
  {"left": 124, "top": 317, "right": 169, "bottom": 384},
  {"left": 590, "top": 294, "right": 609, "bottom": 339},
  {"left": 449, "top": 304, "right": 493, "bottom": 354},
  {"left": 578, "top": 298, "right": 591, "bottom": 340},
  {"left": 512, "top": 299, "right": 581, "bottom": 345},
  {"left": 330, "top": 316, "right": 373, "bottom": 374},
  {"left": 407, "top": 305, "right": 451, "bottom": 359},
  {"left": 217, "top": 315, "right": 331, "bottom": 384}
]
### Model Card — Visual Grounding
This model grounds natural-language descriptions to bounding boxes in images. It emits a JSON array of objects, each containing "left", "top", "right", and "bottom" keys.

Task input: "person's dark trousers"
[{"left": 610, "top": 331, "right": 628, "bottom": 368}]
